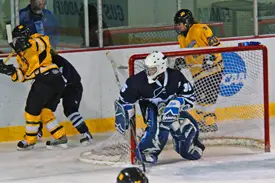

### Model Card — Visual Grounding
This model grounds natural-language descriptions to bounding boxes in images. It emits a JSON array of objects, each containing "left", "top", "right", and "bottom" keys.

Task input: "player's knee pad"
[
  {"left": 24, "top": 111, "right": 41, "bottom": 123},
  {"left": 41, "top": 108, "right": 65, "bottom": 139},
  {"left": 41, "top": 108, "right": 56, "bottom": 124},
  {"left": 170, "top": 119, "right": 204, "bottom": 160}
]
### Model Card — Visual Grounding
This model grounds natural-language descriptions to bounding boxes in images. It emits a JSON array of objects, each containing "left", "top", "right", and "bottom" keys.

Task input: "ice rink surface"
[{"left": 0, "top": 118, "right": 275, "bottom": 183}]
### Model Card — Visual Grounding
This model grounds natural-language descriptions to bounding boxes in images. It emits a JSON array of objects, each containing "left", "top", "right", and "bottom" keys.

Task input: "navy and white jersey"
[
  {"left": 119, "top": 68, "right": 195, "bottom": 105},
  {"left": 52, "top": 54, "right": 81, "bottom": 85}
]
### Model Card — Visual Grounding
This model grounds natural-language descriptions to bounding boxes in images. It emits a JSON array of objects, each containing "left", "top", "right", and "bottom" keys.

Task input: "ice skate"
[
  {"left": 80, "top": 131, "right": 93, "bottom": 145},
  {"left": 17, "top": 140, "right": 35, "bottom": 151},
  {"left": 46, "top": 135, "right": 68, "bottom": 149}
]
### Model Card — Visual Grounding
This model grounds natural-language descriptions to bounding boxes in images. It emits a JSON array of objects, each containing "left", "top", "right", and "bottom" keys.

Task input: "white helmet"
[{"left": 144, "top": 51, "right": 168, "bottom": 84}]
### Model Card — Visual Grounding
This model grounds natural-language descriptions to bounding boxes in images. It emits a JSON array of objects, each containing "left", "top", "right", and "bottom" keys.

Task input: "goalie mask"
[
  {"left": 144, "top": 51, "right": 168, "bottom": 84},
  {"left": 174, "top": 9, "right": 195, "bottom": 36},
  {"left": 116, "top": 167, "right": 149, "bottom": 183},
  {"left": 12, "top": 25, "right": 32, "bottom": 53}
]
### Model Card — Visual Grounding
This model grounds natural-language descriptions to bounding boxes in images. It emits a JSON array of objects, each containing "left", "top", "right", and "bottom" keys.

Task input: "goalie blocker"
[{"left": 115, "top": 51, "right": 205, "bottom": 164}]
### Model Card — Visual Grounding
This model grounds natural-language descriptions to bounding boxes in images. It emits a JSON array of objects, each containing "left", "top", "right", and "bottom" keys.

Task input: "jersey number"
[{"left": 183, "top": 83, "right": 192, "bottom": 92}]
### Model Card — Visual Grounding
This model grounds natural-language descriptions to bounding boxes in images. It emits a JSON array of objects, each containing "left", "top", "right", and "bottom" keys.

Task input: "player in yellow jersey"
[
  {"left": 0, "top": 25, "right": 67, "bottom": 150},
  {"left": 173, "top": 9, "right": 224, "bottom": 132}
]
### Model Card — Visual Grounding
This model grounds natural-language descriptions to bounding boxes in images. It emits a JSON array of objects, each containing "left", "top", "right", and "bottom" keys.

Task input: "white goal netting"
[{"left": 79, "top": 45, "right": 270, "bottom": 165}]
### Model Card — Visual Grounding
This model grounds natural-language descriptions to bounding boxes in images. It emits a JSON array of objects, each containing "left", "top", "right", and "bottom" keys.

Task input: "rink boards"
[{"left": 0, "top": 37, "right": 274, "bottom": 142}]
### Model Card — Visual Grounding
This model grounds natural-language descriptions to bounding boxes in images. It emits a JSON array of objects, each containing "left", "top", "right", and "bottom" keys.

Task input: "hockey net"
[{"left": 79, "top": 44, "right": 270, "bottom": 165}]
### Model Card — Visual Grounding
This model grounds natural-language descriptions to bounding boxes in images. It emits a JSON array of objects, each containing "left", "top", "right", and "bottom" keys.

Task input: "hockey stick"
[
  {"left": 6, "top": 24, "right": 29, "bottom": 66},
  {"left": 106, "top": 51, "right": 128, "bottom": 69},
  {"left": 107, "top": 51, "right": 146, "bottom": 172},
  {"left": 3, "top": 51, "right": 15, "bottom": 64},
  {"left": 106, "top": 51, "right": 123, "bottom": 89},
  {"left": 3, "top": 24, "right": 16, "bottom": 64}
]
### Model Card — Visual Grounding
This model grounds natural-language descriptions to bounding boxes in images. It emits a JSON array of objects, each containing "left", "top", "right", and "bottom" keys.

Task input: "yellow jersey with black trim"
[
  {"left": 11, "top": 33, "right": 59, "bottom": 82},
  {"left": 177, "top": 24, "right": 223, "bottom": 80}
]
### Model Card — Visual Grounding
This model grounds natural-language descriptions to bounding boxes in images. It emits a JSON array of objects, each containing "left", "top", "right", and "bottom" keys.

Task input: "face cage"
[
  {"left": 174, "top": 23, "right": 188, "bottom": 35},
  {"left": 174, "top": 16, "right": 190, "bottom": 35},
  {"left": 145, "top": 66, "right": 158, "bottom": 77},
  {"left": 13, "top": 37, "right": 31, "bottom": 52}
]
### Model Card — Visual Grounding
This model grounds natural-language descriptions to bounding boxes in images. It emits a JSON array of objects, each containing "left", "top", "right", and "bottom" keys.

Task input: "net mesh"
[
  {"left": 79, "top": 45, "right": 269, "bottom": 165},
  {"left": 79, "top": 131, "right": 131, "bottom": 164}
]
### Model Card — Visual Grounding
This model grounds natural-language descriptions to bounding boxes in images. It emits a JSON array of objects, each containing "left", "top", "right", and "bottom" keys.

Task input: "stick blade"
[{"left": 6, "top": 24, "right": 13, "bottom": 44}]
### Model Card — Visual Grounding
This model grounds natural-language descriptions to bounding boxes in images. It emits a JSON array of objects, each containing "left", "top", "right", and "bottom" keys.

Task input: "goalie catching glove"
[
  {"left": 114, "top": 100, "right": 134, "bottom": 134},
  {"left": 0, "top": 59, "right": 16, "bottom": 76}
]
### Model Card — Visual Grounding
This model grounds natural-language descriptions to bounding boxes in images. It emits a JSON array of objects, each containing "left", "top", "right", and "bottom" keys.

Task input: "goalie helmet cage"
[{"left": 79, "top": 44, "right": 270, "bottom": 165}]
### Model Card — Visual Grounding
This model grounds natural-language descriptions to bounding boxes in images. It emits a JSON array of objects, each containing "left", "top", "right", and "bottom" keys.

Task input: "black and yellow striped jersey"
[{"left": 12, "top": 33, "right": 58, "bottom": 82}]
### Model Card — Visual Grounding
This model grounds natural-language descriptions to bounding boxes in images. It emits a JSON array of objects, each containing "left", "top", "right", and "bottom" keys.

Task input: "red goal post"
[{"left": 128, "top": 44, "right": 270, "bottom": 164}]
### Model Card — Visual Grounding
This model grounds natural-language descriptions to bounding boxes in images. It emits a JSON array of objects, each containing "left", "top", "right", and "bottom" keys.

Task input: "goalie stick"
[{"left": 106, "top": 51, "right": 147, "bottom": 173}]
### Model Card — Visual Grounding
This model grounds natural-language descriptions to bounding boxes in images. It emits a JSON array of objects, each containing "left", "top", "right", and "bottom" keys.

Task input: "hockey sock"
[
  {"left": 68, "top": 112, "right": 89, "bottom": 134},
  {"left": 41, "top": 108, "right": 65, "bottom": 139}
]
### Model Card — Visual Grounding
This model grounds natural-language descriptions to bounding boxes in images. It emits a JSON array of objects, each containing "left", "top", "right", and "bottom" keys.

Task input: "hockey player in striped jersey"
[{"left": 0, "top": 25, "right": 67, "bottom": 150}]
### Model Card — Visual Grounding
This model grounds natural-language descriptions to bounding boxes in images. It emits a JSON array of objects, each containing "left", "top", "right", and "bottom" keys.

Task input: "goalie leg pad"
[
  {"left": 179, "top": 111, "right": 200, "bottom": 131},
  {"left": 136, "top": 104, "right": 169, "bottom": 164},
  {"left": 162, "top": 99, "right": 181, "bottom": 126},
  {"left": 170, "top": 118, "right": 205, "bottom": 160},
  {"left": 114, "top": 100, "right": 134, "bottom": 134}
]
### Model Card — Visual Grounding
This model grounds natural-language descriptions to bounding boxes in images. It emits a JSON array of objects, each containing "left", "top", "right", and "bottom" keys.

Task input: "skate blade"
[
  {"left": 17, "top": 145, "right": 34, "bottom": 151},
  {"left": 81, "top": 140, "right": 93, "bottom": 146},
  {"left": 46, "top": 143, "right": 68, "bottom": 150}
]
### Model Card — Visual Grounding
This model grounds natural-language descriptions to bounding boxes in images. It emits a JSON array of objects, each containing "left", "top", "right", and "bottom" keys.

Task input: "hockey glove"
[
  {"left": 114, "top": 100, "right": 134, "bottom": 135},
  {"left": 174, "top": 57, "right": 186, "bottom": 70},
  {"left": 202, "top": 54, "right": 216, "bottom": 70},
  {"left": 0, "top": 59, "right": 16, "bottom": 76}
]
